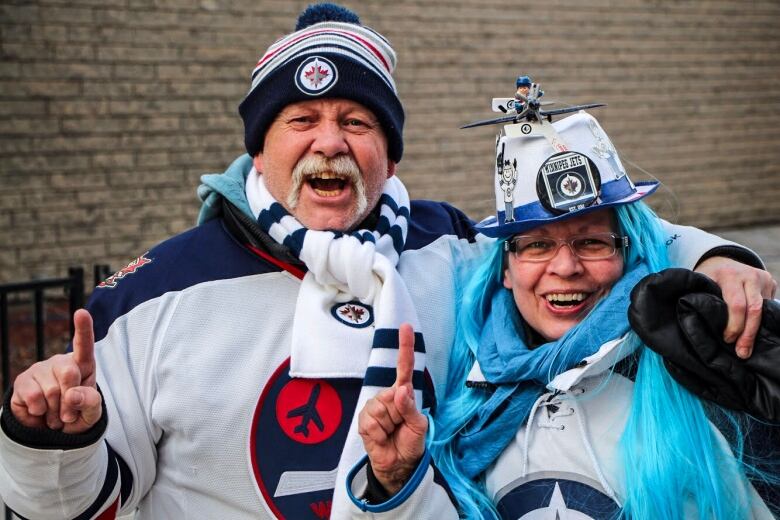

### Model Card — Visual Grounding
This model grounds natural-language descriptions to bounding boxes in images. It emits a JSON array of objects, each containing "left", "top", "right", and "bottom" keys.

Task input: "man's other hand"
[{"left": 695, "top": 257, "right": 778, "bottom": 359}]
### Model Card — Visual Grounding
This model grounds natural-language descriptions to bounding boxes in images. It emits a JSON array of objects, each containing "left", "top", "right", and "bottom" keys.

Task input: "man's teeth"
[
  {"left": 311, "top": 171, "right": 345, "bottom": 180},
  {"left": 546, "top": 293, "right": 587, "bottom": 303},
  {"left": 308, "top": 172, "right": 348, "bottom": 197}
]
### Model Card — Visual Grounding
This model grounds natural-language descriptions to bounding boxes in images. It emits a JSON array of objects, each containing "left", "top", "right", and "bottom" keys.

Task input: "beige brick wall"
[{"left": 1, "top": 0, "right": 779, "bottom": 282}]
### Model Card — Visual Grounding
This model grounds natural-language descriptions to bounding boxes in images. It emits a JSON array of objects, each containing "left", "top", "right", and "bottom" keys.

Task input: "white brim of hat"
[{"left": 476, "top": 180, "right": 660, "bottom": 238}]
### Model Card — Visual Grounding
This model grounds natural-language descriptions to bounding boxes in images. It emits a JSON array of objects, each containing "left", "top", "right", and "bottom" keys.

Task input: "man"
[{"left": 0, "top": 4, "right": 775, "bottom": 519}]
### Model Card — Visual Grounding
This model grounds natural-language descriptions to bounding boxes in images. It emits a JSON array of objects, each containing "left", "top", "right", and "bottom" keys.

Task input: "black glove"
[{"left": 628, "top": 268, "right": 780, "bottom": 421}]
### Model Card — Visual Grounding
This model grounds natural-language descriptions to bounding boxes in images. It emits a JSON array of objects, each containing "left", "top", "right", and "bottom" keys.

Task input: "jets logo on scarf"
[{"left": 330, "top": 301, "right": 373, "bottom": 328}]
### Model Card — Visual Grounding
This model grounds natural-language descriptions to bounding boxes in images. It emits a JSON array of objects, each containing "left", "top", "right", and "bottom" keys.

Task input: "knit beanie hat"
[{"left": 239, "top": 3, "right": 404, "bottom": 162}]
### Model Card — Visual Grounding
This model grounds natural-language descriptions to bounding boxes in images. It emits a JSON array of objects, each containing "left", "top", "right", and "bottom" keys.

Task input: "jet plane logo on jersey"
[
  {"left": 97, "top": 252, "right": 152, "bottom": 289},
  {"left": 331, "top": 301, "right": 373, "bottom": 328},
  {"left": 295, "top": 56, "right": 338, "bottom": 96},
  {"left": 276, "top": 379, "right": 342, "bottom": 444},
  {"left": 496, "top": 477, "right": 619, "bottom": 519},
  {"left": 250, "top": 359, "right": 360, "bottom": 519},
  {"left": 518, "top": 482, "right": 595, "bottom": 519}
]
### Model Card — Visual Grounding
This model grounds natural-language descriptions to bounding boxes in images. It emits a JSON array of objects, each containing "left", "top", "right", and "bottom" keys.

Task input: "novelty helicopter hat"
[
  {"left": 239, "top": 3, "right": 404, "bottom": 162},
  {"left": 476, "top": 111, "right": 659, "bottom": 238}
]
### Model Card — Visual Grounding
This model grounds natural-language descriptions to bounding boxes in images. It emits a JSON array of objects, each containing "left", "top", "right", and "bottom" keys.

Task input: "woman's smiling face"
[{"left": 502, "top": 209, "right": 625, "bottom": 342}]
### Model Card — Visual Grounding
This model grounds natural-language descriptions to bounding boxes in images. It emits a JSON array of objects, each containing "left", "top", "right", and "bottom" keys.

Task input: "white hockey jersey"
[{"left": 475, "top": 337, "right": 775, "bottom": 519}]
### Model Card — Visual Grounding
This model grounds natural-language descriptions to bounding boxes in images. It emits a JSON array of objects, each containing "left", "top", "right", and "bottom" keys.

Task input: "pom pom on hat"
[
  {"left": 295, "top": 3, "right": 360, "bottom": 30},
  {"left": 239, "top": 3, "right": 404, "bottom": 162}
]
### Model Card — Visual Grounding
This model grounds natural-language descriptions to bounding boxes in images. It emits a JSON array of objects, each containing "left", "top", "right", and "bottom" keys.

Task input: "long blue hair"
[{"left": 432, "top": 202, "right": 773, "bottom": 519}]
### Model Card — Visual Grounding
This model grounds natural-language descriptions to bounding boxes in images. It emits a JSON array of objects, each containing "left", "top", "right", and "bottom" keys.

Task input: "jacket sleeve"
[
  {"left": 343, "top": 451, "right": 460, "bottom": 519},
  {"left": 0, "top": 292, "right": 171, "bottom": 519},
  {"left": 660, "top": 220, "right": 764, "bottom": 270}
]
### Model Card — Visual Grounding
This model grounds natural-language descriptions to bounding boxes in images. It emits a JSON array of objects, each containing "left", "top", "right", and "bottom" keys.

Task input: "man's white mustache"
[{"left": 287, "top": 155, "right": 367, "bottom": 217}]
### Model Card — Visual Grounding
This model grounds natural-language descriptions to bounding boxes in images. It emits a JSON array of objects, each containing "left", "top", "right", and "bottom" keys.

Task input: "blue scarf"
[{"left": 456, "top": 263, "right": 649, "bottom": 478}]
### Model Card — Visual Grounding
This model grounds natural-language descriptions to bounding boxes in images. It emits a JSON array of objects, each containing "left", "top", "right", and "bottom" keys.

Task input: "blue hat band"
[{"left": 482, "top": 178, "right": 659, "bottom": 238}]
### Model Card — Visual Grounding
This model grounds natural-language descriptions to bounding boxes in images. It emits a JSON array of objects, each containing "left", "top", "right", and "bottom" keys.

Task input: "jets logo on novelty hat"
[
  {"left": 536, "top": 151, "right": 601, "bottom": 214},
  {"left": 477, "top": 111, "right": 659, "bottom": 238}
]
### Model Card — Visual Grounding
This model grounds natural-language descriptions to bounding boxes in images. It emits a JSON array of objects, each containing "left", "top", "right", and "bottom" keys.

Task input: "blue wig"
[
  {"left": 432, "top": 202, "right": 773, "bottom": 519},
  {"left": 616, "top": 203, "right": 762, "bottom": 518}
]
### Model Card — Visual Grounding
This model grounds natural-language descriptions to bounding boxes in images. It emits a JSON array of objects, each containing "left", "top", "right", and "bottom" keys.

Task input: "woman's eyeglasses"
[{"left": 504, "top": 232, "right": 630, "bottom": 262}]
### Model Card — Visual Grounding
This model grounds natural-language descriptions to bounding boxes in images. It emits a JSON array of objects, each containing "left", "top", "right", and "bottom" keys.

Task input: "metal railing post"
[
  {"left": 67, "top": 267, "right": 84, "bottom": 340},
  {"left": 1, "top": 293, "right": 8, "bottom": 395},
  {"left": 34, "top": 289, "right": 45, "bottom": 362},
  {"left": 93, "top": 264, "right": 111, "bottom": 289}
]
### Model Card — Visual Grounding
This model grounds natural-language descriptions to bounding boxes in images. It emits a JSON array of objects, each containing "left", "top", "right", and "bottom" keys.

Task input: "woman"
[{"left": 429, "top": 111, "right": 776, "bottom": 518}]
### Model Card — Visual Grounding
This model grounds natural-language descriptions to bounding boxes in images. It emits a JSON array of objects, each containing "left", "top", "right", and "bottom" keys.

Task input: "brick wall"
[{"left": 1, "top": 0, "right": 779, "bottom": 282}]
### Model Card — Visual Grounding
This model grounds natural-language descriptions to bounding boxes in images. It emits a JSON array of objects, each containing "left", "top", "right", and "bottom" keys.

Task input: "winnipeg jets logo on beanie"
[
  {"left": 238, "top": 3, "right": 405, "bottom": 162},
  {"left": 296, "top": 56, "right": 338, "bottom": 95}
]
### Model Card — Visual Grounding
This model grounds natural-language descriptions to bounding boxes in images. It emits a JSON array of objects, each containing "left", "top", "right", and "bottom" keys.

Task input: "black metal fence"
[
  {"left": 1, "top": 268, "right": 84, "bottom": 393},
  {"left": 1, "top": 265, "right": 110, "bottom": 520},
  {"left": 0, "top": 265, "right": 112, "bottom": 391}
]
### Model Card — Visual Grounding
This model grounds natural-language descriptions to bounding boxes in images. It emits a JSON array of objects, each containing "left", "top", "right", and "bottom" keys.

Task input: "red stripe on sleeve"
[{"left": 94, "top": 498, "right": 119, "bottom": 520}]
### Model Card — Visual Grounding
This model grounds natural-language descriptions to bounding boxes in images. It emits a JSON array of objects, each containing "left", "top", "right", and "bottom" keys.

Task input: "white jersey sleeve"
[
  {"left": 344, "top": 452, "right": 459, "bottom": 519},
  {"left": 0, "top": 425, "right": 117, "bottom": 519},
  {"left": 0, "top": 294, "right": 170, "bottom": 519},
  {"left": 660, "top": 220, "right": 764, "bottom": 269}
]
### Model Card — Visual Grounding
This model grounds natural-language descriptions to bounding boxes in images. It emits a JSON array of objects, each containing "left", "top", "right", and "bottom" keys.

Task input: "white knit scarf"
[{"left": 246, "top": 169, "right": 427, "bottom": 512}]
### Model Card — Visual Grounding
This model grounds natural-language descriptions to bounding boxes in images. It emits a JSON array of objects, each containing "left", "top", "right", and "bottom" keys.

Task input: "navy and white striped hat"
[{"left": 239, "top": 3, "right": 404, "bottom": 162}]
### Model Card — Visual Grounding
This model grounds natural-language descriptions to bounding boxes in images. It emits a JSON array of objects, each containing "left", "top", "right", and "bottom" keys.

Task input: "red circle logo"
[{"left": 275, "top": 379, "right": 342, "bottom": 444}]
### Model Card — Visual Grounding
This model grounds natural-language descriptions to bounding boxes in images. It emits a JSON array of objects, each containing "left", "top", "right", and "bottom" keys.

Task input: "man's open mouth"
[{"left": 307, "top": 172, "right": 349, "bottom": 197}]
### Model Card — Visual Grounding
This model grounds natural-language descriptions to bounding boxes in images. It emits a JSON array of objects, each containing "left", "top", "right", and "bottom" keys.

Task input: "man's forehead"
[{"left": 277, "top": 99, "right": 380, "bottom": 118}]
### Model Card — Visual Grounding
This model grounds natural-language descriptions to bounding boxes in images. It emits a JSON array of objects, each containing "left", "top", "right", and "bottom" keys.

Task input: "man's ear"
[
  {"left": 252, "top": 153, "right": 264, "bottom": 173},
  {"left": 386, "top": 161, "right": 397, "bottom": 179}
]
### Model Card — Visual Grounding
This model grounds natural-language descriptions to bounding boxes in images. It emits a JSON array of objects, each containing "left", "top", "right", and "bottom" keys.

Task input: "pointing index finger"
[
  {"left": 72, "top": 309, "right": 96, "bottom": 378},
  {"left": 394, "top": 323, "right": 415, "bottom": 389}
]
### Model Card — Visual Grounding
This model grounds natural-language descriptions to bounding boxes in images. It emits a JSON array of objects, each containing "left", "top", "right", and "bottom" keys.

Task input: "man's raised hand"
[
  {"left": 358, "top": 323, "right": 428, "bottom": 495},
  {"left": 695, "top": 257, "right": 778, "bottom": 358},
  {"left": 10, "top": 309, "right": 102, "bottom": 434}
]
